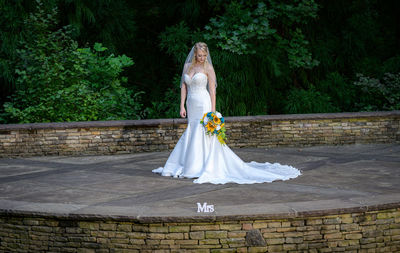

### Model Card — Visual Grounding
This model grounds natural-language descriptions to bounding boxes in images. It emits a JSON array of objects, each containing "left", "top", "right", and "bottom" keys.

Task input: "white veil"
[{"left": 180, "top": 45, "right": 217, "bottom": 92}]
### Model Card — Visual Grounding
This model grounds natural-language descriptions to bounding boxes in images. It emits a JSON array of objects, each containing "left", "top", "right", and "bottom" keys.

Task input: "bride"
[{"left": 152, "top": 42, "right": 301, "bottom": 184}]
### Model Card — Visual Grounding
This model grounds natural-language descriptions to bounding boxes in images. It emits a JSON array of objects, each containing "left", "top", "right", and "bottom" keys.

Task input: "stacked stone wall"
[
  {"left": 0, "top": 111, "right": 399, "bottom": 157},
  {"left": 1, "top": 207, "right": 399, "bottom": 252}
]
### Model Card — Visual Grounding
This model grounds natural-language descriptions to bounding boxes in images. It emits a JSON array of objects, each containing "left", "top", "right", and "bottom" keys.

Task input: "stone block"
[
  {"left": 206, "top": 231, "right": 227, "bottom": 239},
  {"left": 228, "top": 231, "right": 246, "bottom": 238},
  {"left": 246, "top": 229, "right": 266, "bottom": 247},
  {"left": 199, "top": 239, "right": 219, "bottom": 245},
  {"left": 100, "top": 223, "right": 117, "bottom": 231},
  {"left": 77, "top": 249, "right": 95, "bottom": 253},
  {"left": 291, "top": 220, "right": 305, "bottom": 227},
  {"left": 324, "top": 232, "right": 343, "bottom": 240},
  {"left": 345, "top": 233, "right": 362, "bottom": 240},
  {"left": 340, "top": 223, "right": 359, "bottom": 231},
  {"left": 145, "top": 239, "right": 161, "bottom": 245},
  {"left": 23, "top": 219, "right": 40, "bottom": 226},
  {"left": 79, "top": 222, "right": 99, "bottom": 230},
  {"left": 165, "top": 233, "right": 184, "bottom": 240},
  {"left": 363, "top": 230, "right": 383, "bottom": 238},
  {"left": 191, "top": 225, "right": 219, "bottom": 231},
  {"left": 262, "top": 232, "right": 283, "bottom": 239},
  {"left": 267, "top": 222, "right": 282, "bottom": 228},
  {"left": 147, "top": 233, "right": 165, "bottom": 240},
  {"left": 219, "top": 224, "right": 242, "bottom": 231},
  {"left": 247, "top": 246, "right": 268, "bottom": 253},
  {"left": 276, "top": 227, "right": 296, "bottom": 232},
  {"left": 159, "top": 239, "right": 174, "bottom": 245},
  {"left": 174, "top": 239, "right": 198, "bottom": 245},
  {"left": 31, "top": 226, "right": 53, "bottom": 233},
  {"left": 148, "top": 226, "right": 168, "bottom": 233},
  {"left": 390, "top": 229, "right": 400, "bottom": 235},
  {"left": 306, "top": 219, "right": 323, "bottom": 226},
  {"left": 241, "top": 223, "right": 253, "bottom": 230},
  {"left": 117, "top": 224, "right": 132, "bottom": 232},
  {"left": 285, "top": 237, "right": 303, "bottom": 244},
  {"left": 169, "top": 226, "right": 190, "bottom": 233},
  {"left": 323, "top": 218, "right": 341, "bottom": 225},
  {"left": 284, "top": 232, "right": 303, "bottom": 237},
  {"left": 266, "top": 237, "right": 285, "bottom": 245},
  {"left": 360, "top": 237, "right": 376, "bottom": 244},
  {"left": 190, "top": 231, "right": 205, "bottom": 239},
  {"left": 251, "top": 223, "right": 268, "bottom": 229},
  {"left": 210, "top": 249, "right": 236, "bottom": 253},
  {"left": 130, "top": 239, "right": 145, "bottom": 245},
  {"left": 220, "top": 238, "right": 245, "bottom": 245}
]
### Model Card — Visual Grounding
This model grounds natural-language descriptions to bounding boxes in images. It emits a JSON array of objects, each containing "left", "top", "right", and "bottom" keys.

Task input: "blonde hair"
[{"left": 188, "top": 42, "right": 209, "bottom": 73}]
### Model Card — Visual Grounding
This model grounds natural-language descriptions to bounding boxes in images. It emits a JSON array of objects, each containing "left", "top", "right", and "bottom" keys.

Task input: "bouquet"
[{"left": 200, "top": 111, "right": 227, "bottom": 145}]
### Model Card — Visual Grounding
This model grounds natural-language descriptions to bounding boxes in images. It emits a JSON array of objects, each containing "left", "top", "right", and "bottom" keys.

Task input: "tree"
[
  {"left": 1, "top": 1, "right": 144, "bottom": 123},
  {"left": 158, "top": 0, "right": 320, "bottom": 116},
  {"left": 0, "top": 0, "right": 41, "bottom": 103}
]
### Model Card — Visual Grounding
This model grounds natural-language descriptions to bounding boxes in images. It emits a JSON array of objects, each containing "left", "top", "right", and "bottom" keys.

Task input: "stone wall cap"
[
  {"left": 0, "top": 118, "right": 187, "bottom": 131},
  {"left": 1, "top": 110, "right": 399, "bottom": 131},
  {"left": 1, "top": 201, "right": 399, "bottom": 223},
  {"left": 229, "top": 110, "right": 400, "bottom": 122}
]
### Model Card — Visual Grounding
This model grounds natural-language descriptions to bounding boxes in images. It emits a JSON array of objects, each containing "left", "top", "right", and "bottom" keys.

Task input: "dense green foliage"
[
  {"left": 1, "top": 0, "right": 399, "bottom": 123},
  {"left": 158, "top": 0, "right": 321, "bottom": 116},
  {"left": 1, "top": 2, "right": 143, "bottom": 123},
  {"left": 354, "top": 72, "right": 400, "bottom": 111}
]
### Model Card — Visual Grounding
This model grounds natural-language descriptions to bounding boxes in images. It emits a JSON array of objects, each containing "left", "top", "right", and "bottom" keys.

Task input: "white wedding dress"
[{"left": 152, "top": 72, "right": 301, "bottom": 184}]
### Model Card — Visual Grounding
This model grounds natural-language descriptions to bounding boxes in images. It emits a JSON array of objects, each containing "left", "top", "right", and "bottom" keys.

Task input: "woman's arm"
[
  {"left": 180, "top": 82, "right": 187, "bottom": 118},
  {"left": 209, "top": 81, "right": 216, "bottom": 112},
  {"left": 206, "top": 64, "right": 217, "bottom": 112}
]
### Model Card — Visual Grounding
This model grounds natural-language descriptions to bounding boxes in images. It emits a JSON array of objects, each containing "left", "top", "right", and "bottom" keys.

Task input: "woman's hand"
[{"left": 180, "top": 106, "right": 187, "bottom": 118}]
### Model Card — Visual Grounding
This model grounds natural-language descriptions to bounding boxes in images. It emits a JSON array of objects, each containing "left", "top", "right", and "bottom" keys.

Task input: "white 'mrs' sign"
[{"left": 197, "top": 202, "right": 214, "bottom": 213}]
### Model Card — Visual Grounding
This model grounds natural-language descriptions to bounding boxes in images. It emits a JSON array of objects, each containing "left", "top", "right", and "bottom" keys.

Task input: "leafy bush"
[
  {"left": 2, "top": 2, "right": 144, "bottom": 123},
  {"left": 159, "top": 21, "right": 193, "bottom": 64},
  {"left": 203, "top": 1, "right": 319, "bottom": 70},
  {"left": 204, "top": 2, "right": 276, "bottom": 55},
  {"left": 284, "top": 87, "right": 338, "bottom": 114},
  {"left": 145, "top": 75, "right": 181, "bottom": 119},
  {"left": 354, "top": 72, "right": 400, "bottom": 111},
  {"left": 318, "top": 72, "right": 355, "bottom": 111}
]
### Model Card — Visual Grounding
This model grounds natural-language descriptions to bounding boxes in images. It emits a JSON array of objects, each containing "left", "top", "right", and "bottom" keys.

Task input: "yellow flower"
[
  {"left": 206, "top": 122, "right": 215, "bottom": 132},
  {"left": 213, "top": 115, "right": 221, "bottom": 125}
]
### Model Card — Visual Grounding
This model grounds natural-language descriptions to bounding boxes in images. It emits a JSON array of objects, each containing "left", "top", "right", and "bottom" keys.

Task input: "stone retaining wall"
[
  {"left": 1, "top": 206, "right": 399, "bottom": 252},
  {"left": 0, "top": 111, "right": 399, "bottom": 157}
]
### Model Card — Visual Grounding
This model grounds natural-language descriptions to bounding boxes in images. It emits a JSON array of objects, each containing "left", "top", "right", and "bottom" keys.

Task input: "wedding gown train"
[{"left": 152, "top": 72, "right": 301, "bottom": 184}]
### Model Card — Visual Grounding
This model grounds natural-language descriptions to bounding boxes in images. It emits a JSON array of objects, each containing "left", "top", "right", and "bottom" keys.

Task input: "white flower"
[
  {"left": 216, "top": 112, "right": 222, "bottom": 118},
  {"left": 203, "top": 117, "right": 209, "bottom": 124},
  {"left": 216, "top": 125, "right": 221, "bottom": 130}
]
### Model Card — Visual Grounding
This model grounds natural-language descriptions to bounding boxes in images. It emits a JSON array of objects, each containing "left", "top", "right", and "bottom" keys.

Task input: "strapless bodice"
[{"left": 184, "top": 73, "right": 208, "bottom": 93}]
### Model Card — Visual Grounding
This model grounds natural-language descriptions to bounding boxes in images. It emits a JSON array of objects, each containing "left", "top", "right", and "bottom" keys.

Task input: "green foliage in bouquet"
[
  {"left": 2, "top": 2, "right": 144, "bottom": 123},
  {"left": 200, "top": 111, "right": 226, "bottom": 145}
]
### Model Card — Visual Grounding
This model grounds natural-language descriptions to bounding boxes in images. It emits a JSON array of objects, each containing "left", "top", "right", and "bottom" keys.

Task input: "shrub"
[
  {"left": 284, "top": 87, "right": 338, "bottom": 114},
  {"left": 3, "top": 2, "right": 144, "bottom": 123},
  {"left": 354, "top": 72, "right": 400, "bottom": 111}
]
